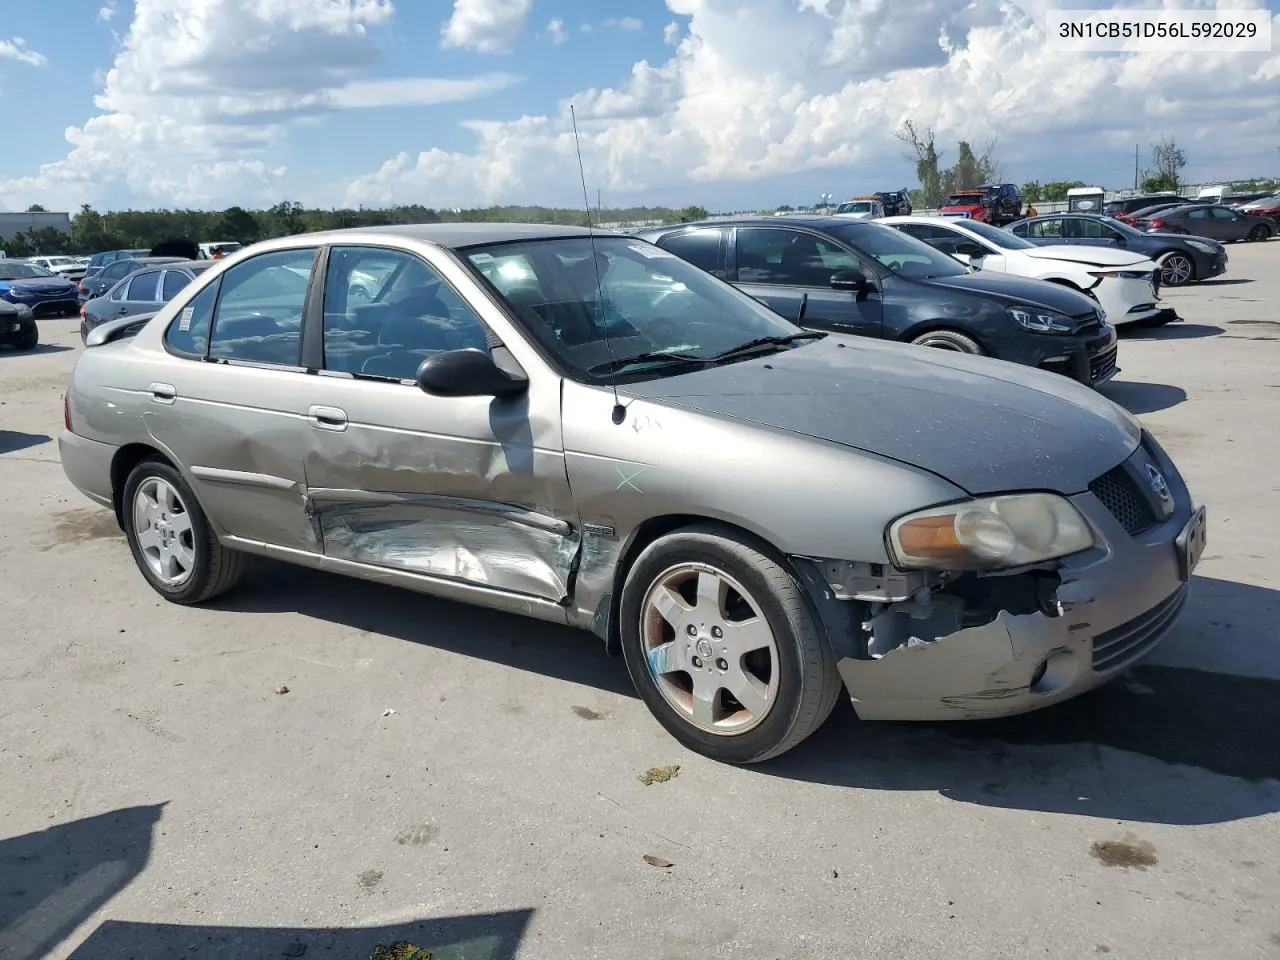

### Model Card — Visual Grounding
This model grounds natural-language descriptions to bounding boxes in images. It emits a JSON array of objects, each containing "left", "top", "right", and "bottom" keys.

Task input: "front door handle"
[
  {"left": 308, "top": 405, "right": 348, "bottom": 431},
  {"left": 149, "top": 382, "right": 176, "bottom": 404}
]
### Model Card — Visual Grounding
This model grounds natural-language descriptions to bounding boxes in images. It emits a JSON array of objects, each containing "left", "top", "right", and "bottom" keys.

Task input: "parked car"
[
  {"left": 27, "top": 255, "right": 87, "bottom": 282},
  {"left": 877, "top": 190, "right": 913, "bottom": 217},
  {"left": 833, "top": 197, "right": 885, "bottom": 220},
  {"left": 938, "top": 183, "right": 1024, "bottom": 225},
  {"left": 1007, "top": 213, "right": 1227, "bottom": 287},
  {"left": 1137, "top": 204, "right": 1276, "bottom": 243},
  {"left": 1113, "top": 201, "right": 1189, "bottom": 226},
  {"left": 199, "top": 241, "right": 243, "bottom": 259},
  {"left": 0, "top": 298, "right": 37, "bottom": 351},
  {"left": 1236, "top": 194, "right": 1280, "bottom": 221},
  {"left": 1225, "top": 192, "right": 1273, "bottom": 208},
  {"left": 80, "top": 261, "right": 214, "bottom": 342},
  {"left": 0, "top": 260, "right": 81, "bottom": 318},
  {"left": 637, "top": 217, "right": 1119, "bottom": 386},
  {"left": 83, "top": 248, "right": 150, "bottom": 281},
  {"left": 58, "top": 223, "right": 1204, "bottom": 763},
  {"left": 1102, "top": 194, "right": 1194, "bottom": 219},
  {"left": 883, "top": 216, "right": 1170, "bottom": 328},
  {"left": 79, "top": 256, "right": 186, "bottom": 302}
]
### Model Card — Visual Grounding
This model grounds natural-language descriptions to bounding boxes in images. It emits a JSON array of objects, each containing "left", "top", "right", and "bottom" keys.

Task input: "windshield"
[
  {"left": 952, "top": 219, "right": 1035, "bottom": 250},
  {"left": 825, "top": 222, "right": 967, "bottom": 279},
  {"left": 463, "top": 236, "right": 803, "bottom": 379},
  {"left": 942, "top": 194, "right": 985, "bottom": 206},
  {"left": 836, "top": 202, "right": 874, "bottom": 214},
  {"left": 0, "top": 262, "right": 56, "bottom": 280}
]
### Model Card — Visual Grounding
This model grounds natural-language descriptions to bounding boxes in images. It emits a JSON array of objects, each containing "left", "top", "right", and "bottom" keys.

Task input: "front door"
[
  {"left": 298, "top": 244, "right": 579, "bottom": 603},
  {"left": 731, "top": 227, "right": 883, "bottom": 338}
]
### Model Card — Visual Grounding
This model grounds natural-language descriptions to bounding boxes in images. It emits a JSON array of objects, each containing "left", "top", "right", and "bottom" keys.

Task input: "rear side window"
[
  {"left": 126, "top": 271, "right": 160, "bottom": 302},
  {"left": 656, "top": 230, "right": 724, "bottom": 278},
  {"left": 161, "top": 270, "right": 192, "bottom": 300},
  {"left": 164, "top": 283, "right": 217, "bottom": 357},
  {"left": 208, "top": 248, "right": 317, "bottom": 366}
]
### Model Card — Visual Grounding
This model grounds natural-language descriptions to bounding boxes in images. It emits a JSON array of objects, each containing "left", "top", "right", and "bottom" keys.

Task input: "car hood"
[
  {"left": 1019, "top": 245, "right": 1150, "bottom": 267},
  {"left": 2, "top": 277, "right": 77, "bottom": 292},
  {"left": 624, "top": 336, "right": 1139, "bottom": 495},
  {"left": 916, "top": 270, "right": 1097, "bottom": 314}
]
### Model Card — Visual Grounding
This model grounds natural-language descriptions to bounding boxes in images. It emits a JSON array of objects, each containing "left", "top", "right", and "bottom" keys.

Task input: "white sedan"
[{"left": 883, "top": 216, "right": 1167, "bottom": 327}]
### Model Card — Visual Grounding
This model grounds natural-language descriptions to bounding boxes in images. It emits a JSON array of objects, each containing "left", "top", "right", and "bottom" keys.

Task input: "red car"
[{"left": 1236, "top": 194, "right": 1280, "bottom": 223}]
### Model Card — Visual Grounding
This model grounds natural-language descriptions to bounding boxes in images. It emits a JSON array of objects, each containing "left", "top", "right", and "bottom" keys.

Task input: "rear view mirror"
[
  {"left": 830, "top": 269, "right": 869, "bottom": 291},
  {"left": 416, "top": 348, "right": 528, "bottom": 398}
]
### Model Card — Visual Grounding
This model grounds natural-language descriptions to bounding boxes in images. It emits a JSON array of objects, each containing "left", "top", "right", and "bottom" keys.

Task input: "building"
[{"left": 0, "top": 211, "right": 73, "bottom": 242}]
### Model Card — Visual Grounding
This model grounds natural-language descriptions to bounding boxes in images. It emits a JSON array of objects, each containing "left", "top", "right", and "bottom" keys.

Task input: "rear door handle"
[
  {"left": 149, "top": 382, "right": 176, "bottom": 404},
  {"left": 308, "top": 405, "right": 348, "bottom": 431}
]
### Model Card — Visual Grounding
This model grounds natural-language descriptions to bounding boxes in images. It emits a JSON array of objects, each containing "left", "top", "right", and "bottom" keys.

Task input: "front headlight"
[
  {"left": 887, "top": 493, "right": 1095, "bottom": 571},
  {"left": 1007, "top": 305, "right": 1075, "bottom": 334},
  {"left": 1185, "top": 239, "right": 1216, "bottom": 254}
]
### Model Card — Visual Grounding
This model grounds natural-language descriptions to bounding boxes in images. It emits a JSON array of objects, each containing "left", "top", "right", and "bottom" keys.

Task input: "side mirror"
[
  {"left": 416, "top": 348, "right": 528, "bottom": 399},
  {"left": 954, "top": 243, "right": 985, "bottom": 259},
  {"left": 830, "top": 269, "right": 869, "bottom": 291}
]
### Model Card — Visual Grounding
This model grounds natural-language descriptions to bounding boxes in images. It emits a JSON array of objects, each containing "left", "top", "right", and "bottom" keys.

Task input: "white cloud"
[
  {"left": 0, "top": 0, "right": 517, "bottom": 211},
  {"left": 440, "top": 0, "right": 532, "bottom": 54},
  {"left": 545, "top": 17, "right": 567, "bottom": 45},
  {"left": 601, "top": 17, "right": 644, "bottom": 31},
  {"left": 663, "top": 21, "right": 680, "bottom": 45},
  {"left": 0, "top": 37, "right": 46, "bottom": 66},
  {"left": 346, "top": 0, "right": 1280, "bottom": 208},
  {"left": 97, "top": 1, "right": 119, "bottom": 21}
]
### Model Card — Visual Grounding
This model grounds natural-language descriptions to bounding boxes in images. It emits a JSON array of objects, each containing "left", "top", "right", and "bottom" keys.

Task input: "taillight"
[
  {"left": 63, "top": 393, "right": 72, "bottom": 432},
  {"left": 1149, "top": 218, "right": 1165, "bottom": 228},
  {"left": 80, "top": 304, "right": 86, "bottom": 319}
]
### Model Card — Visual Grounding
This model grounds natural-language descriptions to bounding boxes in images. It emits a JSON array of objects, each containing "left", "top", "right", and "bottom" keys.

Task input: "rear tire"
[
  {"left": 910, "top": 329, "right": 984, "bottom": 354},
  {"left": 122, "top": 457, "right": 246, "bottom": 604},
  {"left": 619, "top": 524, "right": 841, "bottom": 764}
]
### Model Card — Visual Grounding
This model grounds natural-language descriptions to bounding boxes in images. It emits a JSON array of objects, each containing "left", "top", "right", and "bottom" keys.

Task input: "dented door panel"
[{"left": 297, "top": 374, "right": 577, "bottom": 603}]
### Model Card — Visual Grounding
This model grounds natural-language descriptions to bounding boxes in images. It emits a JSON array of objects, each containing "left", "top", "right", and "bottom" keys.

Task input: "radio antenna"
[{"left": 570, "top": 104, "right": 626, "bottom": 426}]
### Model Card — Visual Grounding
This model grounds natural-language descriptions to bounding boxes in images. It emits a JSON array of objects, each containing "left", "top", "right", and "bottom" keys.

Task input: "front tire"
[
  {"left": 1248, "top": 224, "right": 1270, "bottom": 242},
  {"left": 1157, "top": 252, "right": 1195, "bottom": 287},
  {"left": 910, "top": 329, "right": 984, "bottom": 354},
  {"left": 122, "top": 457, "right": 246, "bottom": 604},
  {"left": 13, "top": 322, "right": 38, "bottom": 351},
  {"left": 619, "top": 525, "right": 841, "bottom": 764}
]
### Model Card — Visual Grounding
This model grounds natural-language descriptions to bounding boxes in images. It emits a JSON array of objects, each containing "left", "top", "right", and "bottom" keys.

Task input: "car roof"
[
  {"left": 639, "top": 215, "right": 861, "bottom": 234},
  {"left": 272, "top": 222, "right": 610, "bottom": 249}
]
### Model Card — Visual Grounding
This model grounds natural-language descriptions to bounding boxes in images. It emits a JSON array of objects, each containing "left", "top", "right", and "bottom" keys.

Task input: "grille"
[
  {"left": 1088, "top": 464, "right": 1157, "bottom": 534},
  {"left": 1089, "top": 346, "right": 1118, "bottom": 384},
  {"left": 1092, "top": 585, "right": 1188, "bottom": 672}
]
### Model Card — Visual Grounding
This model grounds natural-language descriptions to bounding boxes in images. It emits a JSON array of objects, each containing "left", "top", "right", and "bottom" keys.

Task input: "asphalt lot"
[{"left": 2, "top": 243, "right": 1279, "bottom": 960}]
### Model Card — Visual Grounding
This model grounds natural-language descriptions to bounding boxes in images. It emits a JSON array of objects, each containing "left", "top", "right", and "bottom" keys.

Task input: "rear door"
[
  {"left": 159, "top": 268, "right": 195, "bottom": 305},
  {"left": 1182, "top": 206, "right": 1215, "bottom": 237},
  {"left": 150, "top": 247, "right": 321, "bottom": 552},
  {"left": 731, "top": 226, "right": 883, "bottom": 338},
  {"left": 118, "top": 269, "right": 162, "bottom": 317},
  {"left": 296, "top": 243, "right": 579, "bottom": 602}
]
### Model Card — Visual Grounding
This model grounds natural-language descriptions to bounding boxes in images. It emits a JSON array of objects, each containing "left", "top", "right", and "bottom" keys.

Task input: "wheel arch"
[{"left": 898, "top": 321, "right": 991, "bottom": 353}]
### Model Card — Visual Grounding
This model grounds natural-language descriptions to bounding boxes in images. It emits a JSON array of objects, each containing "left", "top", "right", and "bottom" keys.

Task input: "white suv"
[{"left": 883, "top": 216, "right": 1165, "bottom": 326}]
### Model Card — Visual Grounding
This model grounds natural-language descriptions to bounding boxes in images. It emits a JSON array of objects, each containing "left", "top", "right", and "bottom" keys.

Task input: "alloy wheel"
[
  {"left": 640, "top": 563, "right": 779, "bottom": 734},
  {"left": 132, "top": 476, "right": 196, "bottom": 586},
  {"left": 1160, "top": 254, "right": 1193, "bottom": 286}
]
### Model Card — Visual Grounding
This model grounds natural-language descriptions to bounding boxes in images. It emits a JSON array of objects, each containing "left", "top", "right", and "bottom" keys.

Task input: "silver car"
[{"left": 59, "top": 224, "right": 1207, "bottom": 763}]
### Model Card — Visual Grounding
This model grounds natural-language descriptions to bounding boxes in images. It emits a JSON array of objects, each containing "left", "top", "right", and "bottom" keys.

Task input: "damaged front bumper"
[{"left": 814, "top": 444, "right": 1202, "bottom": 722}]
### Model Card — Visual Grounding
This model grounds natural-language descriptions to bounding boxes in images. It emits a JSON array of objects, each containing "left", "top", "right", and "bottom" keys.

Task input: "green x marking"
[{"left": 615, "top": 465, "right": 644, "bottom": 493}]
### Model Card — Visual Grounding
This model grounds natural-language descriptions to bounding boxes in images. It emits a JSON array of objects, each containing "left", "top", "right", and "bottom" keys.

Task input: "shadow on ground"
[
  {"left": 0, "top": 431, "right": 51, "bottom": 455},
  {"left": 1119, "top": 322, "right": 1223, "bottom": 340},
  {"left": 1196, "top": 278, "right": 1254, "bottom": 286},
  {"left": 1099, "top": 380, "right": 1186, "bottom": 414},
  {"left": 66, "top": 911, "right": 534, "bottom": 960},
  {"left": 0, "top": 805, "right": 163, "bottom": 960},
  {"left": 212, "top": 564, "right": 1280, "bottom": 825},
  {"left": 0, "top": 343, "right": 73, "bottom": 355}
]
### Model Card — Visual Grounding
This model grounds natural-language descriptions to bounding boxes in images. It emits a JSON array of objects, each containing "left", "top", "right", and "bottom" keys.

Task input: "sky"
[{"left": 0, "top": 0, "right": 1277, "bottom": 214}]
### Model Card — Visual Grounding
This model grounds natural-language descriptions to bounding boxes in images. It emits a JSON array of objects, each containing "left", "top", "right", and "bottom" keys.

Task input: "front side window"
[
  {"left": 827, "top": 222, "right": 968, "bottom": 279},
  {"left": 894, "top": 223, "right": 972, "bottom": 256},
  {"left": 126, "top": 271, "right": 160, "bottom": 302},
  {"left": 1211, "top": 207, "right": 1237, "bottom": 220},
  {"left": 464, "top": 236, "right": 802, "bottom": 379},
  {"left": 322, "top": 246, "right": 491, "bottom": 381},
  {"left": 208, "top": 248, "right": 317, "bottom": 365},
  {"left": 736, "top": 228, "right": 858, "bottom": 286},
  {"left": 655, "top": 230, "right": 724, "bottom": 277}
]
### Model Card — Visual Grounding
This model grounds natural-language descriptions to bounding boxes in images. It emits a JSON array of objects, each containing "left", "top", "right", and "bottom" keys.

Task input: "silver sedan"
[{"left": 59, "top": 224, "right": 1206, "bottom": 763}]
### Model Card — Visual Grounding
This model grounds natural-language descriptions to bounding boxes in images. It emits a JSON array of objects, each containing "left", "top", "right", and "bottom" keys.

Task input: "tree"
[
  {"left": 1142, "top": 136, "right": 1186, "bottom": 193},
  {"left": 1022, "top": 180, "right": 1043, "bottom": 204},
  {"left": 26, "top": 204, "right": 46, "bottom": 212},
  {"left": 212, "top": 206, "right": 261, "bottom": 244},
  {"left": 899, "top": 122, "right": 1001, "bottom": 206},
  {"left": 897, "top": 121, "right": 943, "bottom": 208}
]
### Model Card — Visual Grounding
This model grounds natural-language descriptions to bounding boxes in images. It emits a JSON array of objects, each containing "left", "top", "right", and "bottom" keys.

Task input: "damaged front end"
[{"left": 793, "top": 557, "right": 1096, "bottom": 721}]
